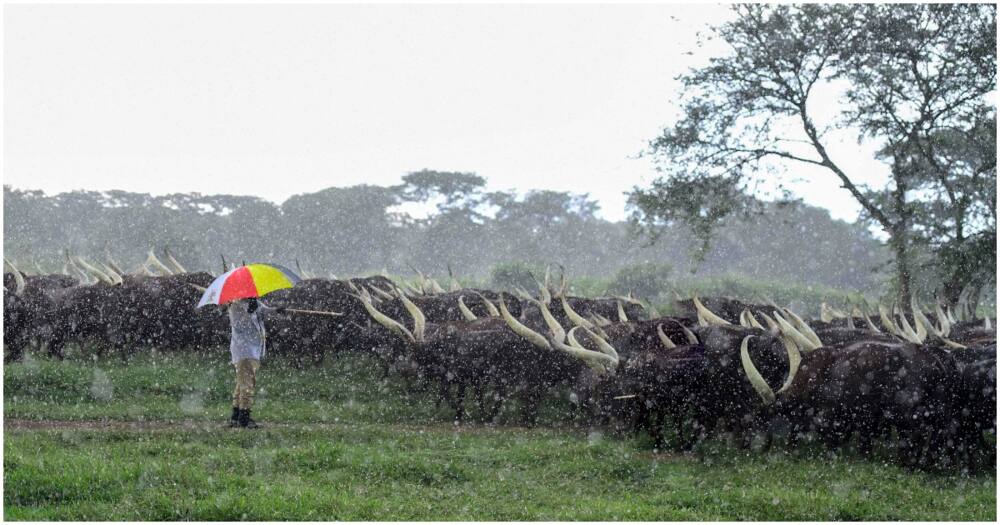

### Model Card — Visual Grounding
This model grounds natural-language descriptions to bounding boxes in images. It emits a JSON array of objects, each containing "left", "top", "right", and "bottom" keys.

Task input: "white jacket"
[{"left": 227, "top": 300, "right": 275, "bottom": 364}]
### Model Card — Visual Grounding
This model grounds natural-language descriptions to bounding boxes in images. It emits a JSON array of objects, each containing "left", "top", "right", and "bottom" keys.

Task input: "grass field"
[{"left": 4, "top": 349, "right": 997, "bottom": 520}]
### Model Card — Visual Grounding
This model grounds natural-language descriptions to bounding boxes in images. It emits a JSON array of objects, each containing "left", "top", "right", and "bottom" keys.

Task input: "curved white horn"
[
  {"left": 428, "top": 278, "right": 446, "bottom": 294},
  {"left": 473, "top": 291, "right": 500, "bottom": 317},
  {"left": 4, "top": 258, "right": 27, "bottom": 294},
  {"left": 745, "top": 310, "right": 766, "bottom": 330},
  {"left": 458, "top": 296, "right": 478, "bottom": 321},
  {"left": 878, "top": 304, "right": 899, "bottom": 335},
  {"left": 593, "top": 313, "right": 614, "bottom": 327},
  {"left": 531, "top": 273, "right": 552, "bottom": 305},
  {"left": 911, "top": 302, "right": 934, "bottom": 339},
  {"left": 146, "top": 250, "right": 173, "bottom": 276},
  {"left": 934, "top": 302, "right": 951, "bottom": 337},
  {"left": 693, "top": 296, "right": 731, "bottom": 326},
  {"left": 100, "top": 262, "right": 123, "bottom": 285},
  {"left": 76, "top": 256, "right": 112, "bottom": 284},
  {"left": 163, "top": 247, "right": 187, "bottom": 273},
  {"left": 580, "top": 326, "right": 618, "bottom": 361},
  {"left": 672, "top": 320, "right": 699, "bottom": 345},
  {"left": 556, "top": 327, "right": 618, "bottom": 372},
  {"left": 859, "top": 302, "right": 881, "bottom": 333},
  {"left": 66, "top": 254, "right": 92, "bottom": 284},
  {"left": 394, "top": 287, "right": 426, "bottom": 342},
  {"left": 528, "top": 297, "right": 565, "bottom": 343},
  {"left": 759, "top": 312, "right": 780, "bottom": 335},
  {"left": 776, "top": 335, "right": 802, "bottom": 395},
  {"left": 357, "top": 288, "right": 415, "bottom": 343},
  {"left": 897, "top": 313, "right": 922, "bottom": 343},
  {"left": 561, "top": 296, "right": 595, "bottom": 329},
  {"left": 740, "top": 336, "right": 776, "bottom": 405},
  {"left": 820, "top": 303, "right": 834, "bottom": 323},
  {"left": 945, "top": 305, "right": 957, "bottom": 325},
  {"left": 106, "top": 258, "right": 125, "bottom": 276},
  {"left": 369, "top": 285, "right": 395, "bottom": 301},
  {"left": 616, "top": 301, "right": 629, "bottom": 323},
  {"left": 614, "top": 292, "right": 644, "bottom": 307},
  {"left": 586, "top": 315, "right": 611, "bottom": 339},
  {"left": 656, "top": 323, "right": 677, "bottom": 349},
  {"left": 499, "top": 295, "right": 551, "bottom": 351},
  {"left": 772, "top": 311, "right": 820, "bottom": 352},
  {"left": 940, "top": 337, "right": 968, "bottom": 350},
  {"left": 782, "top": 308, "right": 822, "bottom": 348}
]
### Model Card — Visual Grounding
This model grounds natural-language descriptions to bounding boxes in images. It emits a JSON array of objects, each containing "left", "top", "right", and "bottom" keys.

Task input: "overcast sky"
[{"left": 5, "top": 3, "right": 891, "bottom": 223}]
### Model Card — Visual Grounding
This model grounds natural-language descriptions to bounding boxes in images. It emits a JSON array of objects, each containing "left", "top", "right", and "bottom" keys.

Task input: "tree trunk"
[
  {"left": 889, "top": 166, "right": 913, "bottom": 306},
  {"left": 890, "top": 226, "right": 913, "bottom": 305},
  {"left": 940, "top": 269, "right": 965, "bottom": 308}
]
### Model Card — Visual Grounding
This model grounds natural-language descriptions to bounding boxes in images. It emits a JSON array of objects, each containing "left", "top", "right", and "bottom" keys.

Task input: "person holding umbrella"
[
  {"left": 226, "top": 296, "right": 285, "bottom": 428},
  {"left": 198, "top": 263, "right": 301, "bottom": 429}
]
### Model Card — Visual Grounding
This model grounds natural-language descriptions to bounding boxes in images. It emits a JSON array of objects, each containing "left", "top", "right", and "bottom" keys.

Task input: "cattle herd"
[{"left": 3, "top": 251, "right": 997, "bottom": 473}]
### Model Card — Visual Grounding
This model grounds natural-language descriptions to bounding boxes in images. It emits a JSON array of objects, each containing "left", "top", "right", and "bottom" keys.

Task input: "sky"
[{"left": 4, "top": 3, "right": 892, "bottom": 223}]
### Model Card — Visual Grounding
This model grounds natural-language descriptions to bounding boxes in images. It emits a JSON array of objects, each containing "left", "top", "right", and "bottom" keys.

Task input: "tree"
[
  {"left": 398, "top": 169, "right": 486, "bottom": 214},
  {"left": 629, "top": 4, "right": 996, "bottom": 304},
  {"left": 907, "top": 111, "right": 997, "bottom": 308},
  {"left": 280, "top": 185, "right": 400, "bottom": 274}
]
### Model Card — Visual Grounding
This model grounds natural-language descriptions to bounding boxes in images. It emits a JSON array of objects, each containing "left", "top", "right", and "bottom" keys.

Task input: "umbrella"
[{"left": 197, "top": 263, "right": 302, "bottom": 308}]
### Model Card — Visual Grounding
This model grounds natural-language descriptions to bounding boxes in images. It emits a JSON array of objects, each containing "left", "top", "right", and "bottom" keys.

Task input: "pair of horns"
[
  {"left": 656, "top": 321, "right": 698, "bottom": 349},
  {"left": 74, "top": 255, "right": 122, "bottom": 285},
  {"left": 767, "top": 309, "right": 822, "bottom": 352},
  {"left": 739, "top": 309, "right": 766, "bottom": 330},
  {"left": 499, "top": 295, "right": 619, "bottom": 374},
  {"left": 819, "top": 302, "right": 849, "bottom": 323},
  {"left": 408, "top": 265, "right": 447, "bottom": 295},
  {"left": 739, "top": 335, "right": 802, "bottom": 405},
  {"left": 355, "top": 286, "right": 422, "bottom": 343},
  {"left": 893, "top": 300, "right": 966, "bottom": 349},
  {"left": 457, "top": 293, "right": 501, "bottom": 321}
]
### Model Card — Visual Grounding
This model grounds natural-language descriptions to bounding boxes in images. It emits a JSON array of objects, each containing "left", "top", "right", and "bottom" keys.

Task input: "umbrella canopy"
[{"left": 197, "top": 263, "right": 302, "bottom": 308}]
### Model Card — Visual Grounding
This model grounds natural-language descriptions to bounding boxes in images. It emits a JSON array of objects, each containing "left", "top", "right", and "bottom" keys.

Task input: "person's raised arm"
[{"left": 257, "top": 299, "right": 286, "bottom": 315}]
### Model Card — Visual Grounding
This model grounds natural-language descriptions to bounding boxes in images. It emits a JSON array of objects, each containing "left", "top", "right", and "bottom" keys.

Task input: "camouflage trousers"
[{"left": 232, "top": 358, "right": 260, "bottom": 410}]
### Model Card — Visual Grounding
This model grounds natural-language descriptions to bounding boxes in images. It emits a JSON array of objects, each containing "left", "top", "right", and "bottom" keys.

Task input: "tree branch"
[{"left": 797, "top": 104, "right": 895, "bottom": 229}]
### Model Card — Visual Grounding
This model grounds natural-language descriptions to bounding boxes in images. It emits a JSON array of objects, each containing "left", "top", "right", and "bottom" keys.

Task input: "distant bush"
[
  {"left": 489, "top": 262, "right": 547, "bottom": 292},
  {"left": 663, "top": 274, "right": 869, "bottom": 319},
  {"left": 607, "top": 263, "right": 673, "bottom": 300},
  {"left": 560, "top": 276, "right": 608, "bottom": 298}
]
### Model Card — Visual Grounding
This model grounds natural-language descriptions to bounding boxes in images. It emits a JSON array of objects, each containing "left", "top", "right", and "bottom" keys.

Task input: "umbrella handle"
[{"left": 284, "top": 308, "right": 344, "bottom": 317}]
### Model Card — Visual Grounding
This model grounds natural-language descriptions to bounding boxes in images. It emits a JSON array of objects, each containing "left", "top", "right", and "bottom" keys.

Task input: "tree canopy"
[{"left": 629, "top": 3, "right": 996, "bottom": 305}]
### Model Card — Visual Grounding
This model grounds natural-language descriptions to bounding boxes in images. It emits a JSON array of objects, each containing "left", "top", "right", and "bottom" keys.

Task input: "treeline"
[{"left": 3, "top": 170, "right": 889, "bottom": 293}]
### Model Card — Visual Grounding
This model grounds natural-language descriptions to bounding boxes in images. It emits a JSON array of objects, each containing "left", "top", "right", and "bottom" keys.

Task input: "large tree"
[{"left": 629, "top": 4, "right": 996, "bottom": 304}]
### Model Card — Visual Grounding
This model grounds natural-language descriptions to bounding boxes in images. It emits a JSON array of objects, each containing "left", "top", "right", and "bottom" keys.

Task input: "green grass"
[{"left": 5, "top": 351, "right": 997, "bottom": 520}]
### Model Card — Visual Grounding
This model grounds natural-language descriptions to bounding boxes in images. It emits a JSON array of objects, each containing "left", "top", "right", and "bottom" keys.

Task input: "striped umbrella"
[{"left": 197, "top": 263, "right": 302, "bottom": 308}]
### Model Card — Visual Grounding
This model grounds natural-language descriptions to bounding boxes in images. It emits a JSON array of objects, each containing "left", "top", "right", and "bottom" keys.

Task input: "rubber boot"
[{"left": 239, "top": 408, "right": 259, "bottom": 429}]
